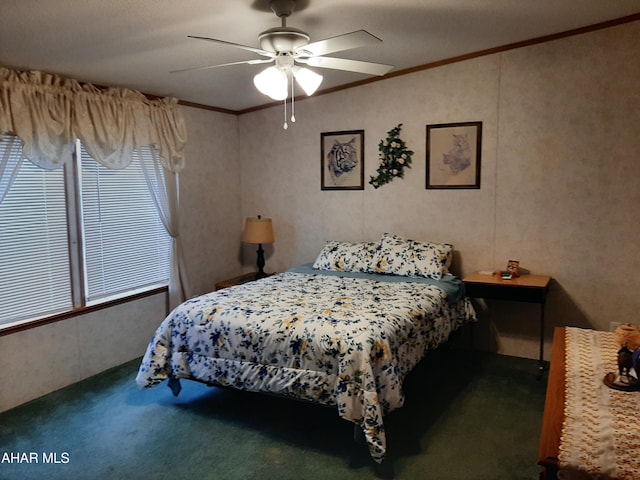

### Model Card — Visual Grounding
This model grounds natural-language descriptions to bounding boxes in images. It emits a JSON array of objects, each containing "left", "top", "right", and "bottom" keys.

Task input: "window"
[
  {"left": 0, "top": 158, "right": 72, "bottom": 322},
  {"left": 79, "top": 144, "right": 171, "bottom": 304},
  {"left": 0, "top": 137, "right": 171, "bottom": 328}
]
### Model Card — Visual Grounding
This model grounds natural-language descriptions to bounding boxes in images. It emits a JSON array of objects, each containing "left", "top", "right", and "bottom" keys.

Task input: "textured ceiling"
[{"left": 1, "top": 0, "right": 639, "bottom": 112}]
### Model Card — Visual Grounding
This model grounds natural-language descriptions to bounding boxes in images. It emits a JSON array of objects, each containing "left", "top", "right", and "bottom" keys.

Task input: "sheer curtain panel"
[{"left": 137, "top": 147, "right": 191, "bottom": 310}]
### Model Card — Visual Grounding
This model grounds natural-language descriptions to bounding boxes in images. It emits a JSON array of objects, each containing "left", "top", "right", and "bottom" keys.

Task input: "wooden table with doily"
[{"left": 538, "top": 327, "right": 640, "bottom": 480}]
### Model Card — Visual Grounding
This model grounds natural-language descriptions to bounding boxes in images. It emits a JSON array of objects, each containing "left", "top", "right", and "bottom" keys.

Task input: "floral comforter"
[{"left": 136, "top": 269, "right": 476, "bottom": 463}]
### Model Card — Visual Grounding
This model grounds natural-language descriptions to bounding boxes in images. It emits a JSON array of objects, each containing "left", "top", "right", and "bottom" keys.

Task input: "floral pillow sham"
[
  {"left": 370, "top": 233, "right": 416, "bottom": 276},
  {"left": 312, "top": 240, "right": 378, "bottom": 273},
  {"left": 314, "top": 233, "right": 454, "bottom": 280},
  {"left": 409, "top": 237, "right": 453, "bottom": 280}
]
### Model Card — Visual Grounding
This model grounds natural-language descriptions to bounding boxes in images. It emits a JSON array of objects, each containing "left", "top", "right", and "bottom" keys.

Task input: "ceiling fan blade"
[
  {"left": 170, "top": 58, "right": 273, "bottom": 74},
  {"left": 188, "top": 36, "right": 275, "bottom": 58},
  {"left": 303, "top": 56, "right": 393, "bottom": 76},
  {"left": 297, "top": 30, "right": 382, "bottom": 57}
]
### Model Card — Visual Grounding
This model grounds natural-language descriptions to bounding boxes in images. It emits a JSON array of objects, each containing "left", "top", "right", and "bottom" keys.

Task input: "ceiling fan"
[{"left": 174, "top": 0, "right": 393, "bottom": 126}]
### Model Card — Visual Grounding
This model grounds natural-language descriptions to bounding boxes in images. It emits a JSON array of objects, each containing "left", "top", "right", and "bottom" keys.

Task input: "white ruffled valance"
[{"left": 0, "top": 67, "right": 186, "bottom": 172}]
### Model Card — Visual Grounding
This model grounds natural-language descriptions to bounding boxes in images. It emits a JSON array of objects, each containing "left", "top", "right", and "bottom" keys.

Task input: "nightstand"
[
  {"left": 214, "top": 272, "right": 275, "bottom": 291},
  {"left": 463, "top": 272, "right": 552, "bottom": 377}
]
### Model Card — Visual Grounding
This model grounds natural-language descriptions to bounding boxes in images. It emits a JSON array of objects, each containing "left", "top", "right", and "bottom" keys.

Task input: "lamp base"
[{"left": 255, "top": 243, "right": 266, "bottom": 280}]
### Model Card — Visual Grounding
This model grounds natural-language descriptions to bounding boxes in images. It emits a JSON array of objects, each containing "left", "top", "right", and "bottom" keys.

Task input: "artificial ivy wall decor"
[{"left": 368, "top": 123, "right": 414, "bottom": 189}]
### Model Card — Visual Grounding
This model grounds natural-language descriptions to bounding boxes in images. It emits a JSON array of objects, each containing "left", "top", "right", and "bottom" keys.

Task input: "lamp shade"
[
  {"left": 292, "top": 66, "right": 323, "bottom": 96},
  {"left": 242, "top": 217, "right": 275, "bottom": 244},
  {"left": 253, "top": 66, "right": 288, "bottom": 101}
]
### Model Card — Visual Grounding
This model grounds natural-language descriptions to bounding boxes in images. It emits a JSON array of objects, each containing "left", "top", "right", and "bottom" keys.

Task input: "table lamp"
[{"left": 242, "top": 215, "right": 275, "bottom": 279}]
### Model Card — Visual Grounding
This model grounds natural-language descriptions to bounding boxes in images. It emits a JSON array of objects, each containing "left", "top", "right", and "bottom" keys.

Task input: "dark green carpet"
[{"left": 0, "top": 348, "right": 547, "bottom": 480}]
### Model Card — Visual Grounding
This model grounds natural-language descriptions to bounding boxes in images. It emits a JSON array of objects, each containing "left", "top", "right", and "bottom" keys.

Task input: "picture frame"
[
  {"left": 426, "top": 121, "right": 482, "bottom": 189},
  {"left": 321, "top": 130, "right": 364, "bottom": 190}
]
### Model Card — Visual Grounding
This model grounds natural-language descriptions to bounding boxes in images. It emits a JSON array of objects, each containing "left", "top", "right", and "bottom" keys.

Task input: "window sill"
[{"left": 0, "top": 286, "right": 168, "bottom": 337}]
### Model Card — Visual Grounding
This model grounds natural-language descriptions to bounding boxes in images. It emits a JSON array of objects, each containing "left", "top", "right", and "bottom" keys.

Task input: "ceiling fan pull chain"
[
  {"left": 290, "top": 71, "right": 296, "bottom": 123},
  {"left": 283, "top": 97, "right": 288, "bottom": 130}
]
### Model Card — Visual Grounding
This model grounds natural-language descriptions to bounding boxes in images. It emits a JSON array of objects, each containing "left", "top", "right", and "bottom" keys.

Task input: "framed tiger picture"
[{"left": 321, "top": 130, "right": 364, "bottom": 190}]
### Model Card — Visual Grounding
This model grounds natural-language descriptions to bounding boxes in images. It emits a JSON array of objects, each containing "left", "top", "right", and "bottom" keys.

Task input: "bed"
[{"left": 136, "top": 234, "right": 476, "bottom": 463}]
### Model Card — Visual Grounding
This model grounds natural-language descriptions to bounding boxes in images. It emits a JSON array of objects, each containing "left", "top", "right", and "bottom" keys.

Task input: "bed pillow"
[
  {"left": 369, "top": 233, "right": 417, "bottom": 276},
  {"left": 370, "top": 233, "right": 454, "bottom": 280},
  {"left": 410, "top": 239, "right": 453, "bottom": 280},
  {"left": 312, "top": 240, "right": 378, "bottom": 273}
]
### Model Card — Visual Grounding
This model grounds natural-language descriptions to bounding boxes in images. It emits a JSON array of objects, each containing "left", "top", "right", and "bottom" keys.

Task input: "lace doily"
[{"left": 558, "top": 327, "right": 640, "bottom": 479}]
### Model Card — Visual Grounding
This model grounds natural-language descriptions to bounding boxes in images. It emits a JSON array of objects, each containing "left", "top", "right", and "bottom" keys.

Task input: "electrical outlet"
[{"left": 610, "top": 321, "right": 621, "bottom": 332}]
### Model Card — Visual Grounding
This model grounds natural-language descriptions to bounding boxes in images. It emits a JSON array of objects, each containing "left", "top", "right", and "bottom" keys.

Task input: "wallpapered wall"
[
  {"left": 238, "top": 21, "right": 640, "bottom": 360},
  {"left": 2, "top": 20, "right": 638, "bottom": 413}
]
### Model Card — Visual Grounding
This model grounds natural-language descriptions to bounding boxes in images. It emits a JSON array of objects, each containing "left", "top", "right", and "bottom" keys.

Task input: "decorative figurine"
[
  {"left": 604, "top": 325, "right": 640, "bottom": 391},
  {"left": 506, "top": 260, "right": 520, "bottom": 277},
  {"left": 617, "top": 345, "right": 634, "bottom": 377}
]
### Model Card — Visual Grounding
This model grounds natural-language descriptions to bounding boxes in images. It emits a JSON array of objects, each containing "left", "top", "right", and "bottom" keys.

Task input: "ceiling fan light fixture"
[
  {"left": 253, "top": 66, "right": 288, "bottom": 100},
  {"left": 292, "top": 66, "right": 322, "bottom": 96}
]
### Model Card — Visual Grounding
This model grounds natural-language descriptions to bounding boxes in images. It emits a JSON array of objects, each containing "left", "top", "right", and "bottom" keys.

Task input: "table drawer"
[{"left": 465, "top": 282, "right": 547, "bottom": 303}]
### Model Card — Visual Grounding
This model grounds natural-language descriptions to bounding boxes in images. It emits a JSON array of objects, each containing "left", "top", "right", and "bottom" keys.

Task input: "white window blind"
[
  {"left": 0, "top": 156, "right": 72, "bottom": 324},
  {"left": 0, "top": 136, "right": 171, "bottom": 327},
  {"left": 80, "top": 145, "right": 171, "bottom": 304}
]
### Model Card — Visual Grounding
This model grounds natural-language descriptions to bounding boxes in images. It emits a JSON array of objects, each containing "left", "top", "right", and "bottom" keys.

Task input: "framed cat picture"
[
  {"left": 321, "top": 130, "right": 365, "bottom": 190},
  {"left": 426, "top": 122, "right": 482, "bottom": 189}
]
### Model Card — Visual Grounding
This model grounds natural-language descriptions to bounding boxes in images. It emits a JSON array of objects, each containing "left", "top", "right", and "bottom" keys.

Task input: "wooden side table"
[
  {"left": 214, "top": 272, "right": 275, "bottom": 291},
  {"left": 463, "top": 272, "right": 552, "bottom": 376},
  {"left": 538, "top": 327, "right": 565, "bottom": 479}
]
